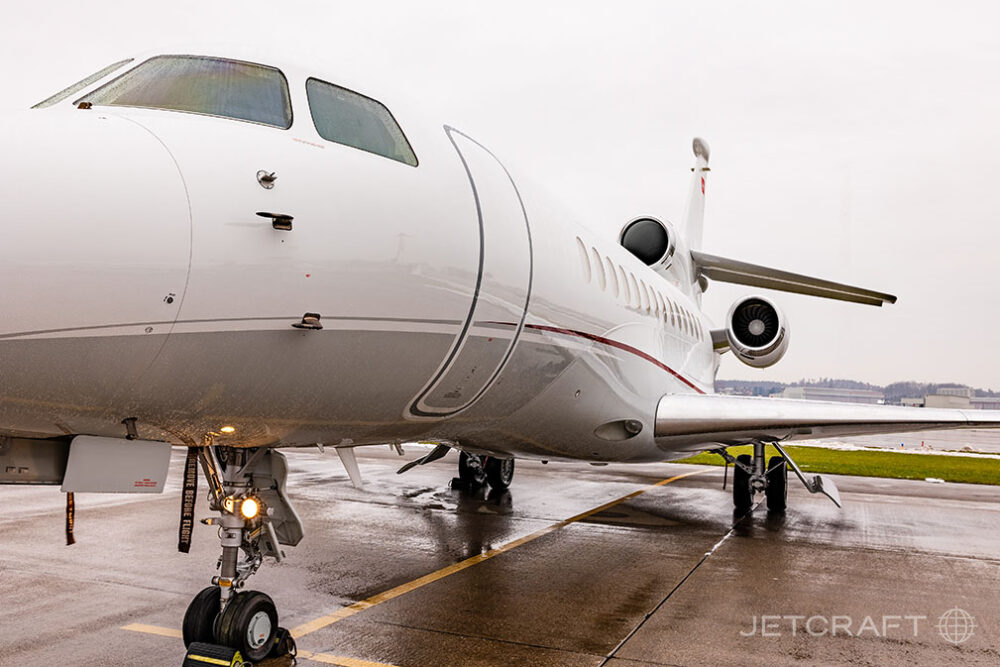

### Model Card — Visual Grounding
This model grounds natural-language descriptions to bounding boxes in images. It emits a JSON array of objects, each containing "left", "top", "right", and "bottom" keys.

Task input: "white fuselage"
[{"left": 0, "top": 52, "right": 718, "bottom": 463}]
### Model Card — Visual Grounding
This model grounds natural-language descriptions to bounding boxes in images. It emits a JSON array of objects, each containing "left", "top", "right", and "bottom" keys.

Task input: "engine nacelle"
[
  {"left": 726, "top": 295, "right": 789, "bottom": 368},
  {"left": 619, "top": 216, "right": 677, "bottom": 271}
]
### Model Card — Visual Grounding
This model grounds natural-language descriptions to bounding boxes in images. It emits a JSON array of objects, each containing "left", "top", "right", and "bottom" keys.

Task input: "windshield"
[
  {"left": 77, "top": 55, "right": 292, "bottom": 129},
  {"left": 306, "top": 78, "right": 417, "bottom": 166},
  {"left": 32, "top": 59, "right": 134, "bottom": 109}
]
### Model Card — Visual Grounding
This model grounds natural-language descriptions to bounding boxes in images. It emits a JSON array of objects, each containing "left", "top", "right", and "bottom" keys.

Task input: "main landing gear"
[
  {"left": 716, "top": 441, "right": 842, "bottom": 512},
  {"left": 453, "top": 452, "right": 515, "bottom": 492},
  {"left": 182, "top": 446, "right": 303, "bottom": 664}
]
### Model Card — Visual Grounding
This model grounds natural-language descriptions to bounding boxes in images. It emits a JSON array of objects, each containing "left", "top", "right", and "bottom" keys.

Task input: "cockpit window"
[
  {"left": 32, "top": 59, "right": 134, "bottom": 109},
  {"left": 77, "top": 55, "right": 292, "bottom": 129},
  {"left": 306, "top": 78, "right": 417, "bottom": 166}
]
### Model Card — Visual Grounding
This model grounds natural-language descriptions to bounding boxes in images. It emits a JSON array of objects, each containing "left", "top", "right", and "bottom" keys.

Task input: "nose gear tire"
[
  {"left": 182, "top": 586, "right": 222, "bottom": 647},
  {"left": 216, "top": 590, "right": 279, "bottom": 662}
]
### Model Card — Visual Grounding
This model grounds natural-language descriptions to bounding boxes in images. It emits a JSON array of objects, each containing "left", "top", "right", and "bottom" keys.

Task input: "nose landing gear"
[{"left": 182, "top": 445, "right": 303, "bottom": 663}]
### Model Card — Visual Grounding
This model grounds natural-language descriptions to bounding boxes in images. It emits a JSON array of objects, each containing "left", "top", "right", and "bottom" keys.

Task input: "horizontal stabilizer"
[
  {"left": 655, "top": 394, "right": 1000, "bottom": 450},
  {"left": 691, "top": 250, "right": 897, "bottom": 306}
]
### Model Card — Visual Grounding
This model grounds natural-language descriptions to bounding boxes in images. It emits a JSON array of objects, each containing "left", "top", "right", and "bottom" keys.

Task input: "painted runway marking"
[
  {"left": 121, "top": 623, "right": 182, "bottom": 639},
  {"left": 290, "top": 467, "right": 711, "bottom": 638},
  {"left": 294, "top": 650, "right": 399, "bottom": 667},
  {"left": 120, "top": 624, "right": 399, "bottom": 667},
  {"left": 596, "top": 499, "right": 757, "bottom": 666}
]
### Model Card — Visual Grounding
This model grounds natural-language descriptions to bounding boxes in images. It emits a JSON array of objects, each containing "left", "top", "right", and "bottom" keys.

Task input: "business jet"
[{"left": 4, "top": 48, "right": 999, "bottom": 662}]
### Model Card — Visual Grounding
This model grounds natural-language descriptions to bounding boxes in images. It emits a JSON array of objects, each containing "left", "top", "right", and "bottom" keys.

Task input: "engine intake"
[
  {"left": 619, "top": 217, "right": 676, "bottom": 269},
  {"left": 726, "top": 296, "right": 789, "bottom": 368}
]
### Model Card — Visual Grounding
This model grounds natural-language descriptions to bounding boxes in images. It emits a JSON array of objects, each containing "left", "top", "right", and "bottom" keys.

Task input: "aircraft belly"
[{"left": 0, "top": 326, "right": 459, "bottom": 445}]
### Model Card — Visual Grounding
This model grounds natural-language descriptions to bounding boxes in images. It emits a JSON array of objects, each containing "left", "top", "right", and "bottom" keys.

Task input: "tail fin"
[{"left": 682, "top": 137, "right": 710, "bottom": 251}]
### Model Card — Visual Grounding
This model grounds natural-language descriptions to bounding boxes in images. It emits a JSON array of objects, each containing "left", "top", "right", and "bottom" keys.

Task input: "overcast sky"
[{"left": 2, "top": 1, "right": 998, "bottom": 389}]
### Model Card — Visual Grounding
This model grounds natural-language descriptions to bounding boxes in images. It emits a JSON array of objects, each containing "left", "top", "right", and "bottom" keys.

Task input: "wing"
[{"left": 655, "top": 394, "right": 1000, "bottom": 450}]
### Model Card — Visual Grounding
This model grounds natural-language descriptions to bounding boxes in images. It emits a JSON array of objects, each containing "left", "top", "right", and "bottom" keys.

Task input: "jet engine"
[
  {"left": 619, "top": 217, "right": 677, "bottom": 270},
  {"left": 726, "top": 296, "right": 789, "bottom": 368}
]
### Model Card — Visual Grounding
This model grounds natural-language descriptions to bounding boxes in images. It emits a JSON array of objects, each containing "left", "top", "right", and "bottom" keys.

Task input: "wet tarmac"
[{"left": 1, "top": 447, "right": 998, "bottom": 666}]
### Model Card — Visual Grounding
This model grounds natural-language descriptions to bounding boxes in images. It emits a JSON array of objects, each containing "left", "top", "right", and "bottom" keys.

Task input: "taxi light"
[
  {"left": 240, "top": 497, "right": 260, "bottom": 520},
  {"left": 220, "top": 425, "right": 236, "bottom": 434}
]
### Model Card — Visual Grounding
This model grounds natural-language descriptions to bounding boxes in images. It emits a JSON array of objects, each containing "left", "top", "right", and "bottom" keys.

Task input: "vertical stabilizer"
[{"left": 682, "top": 137, "right": 710, "bottom": 251}]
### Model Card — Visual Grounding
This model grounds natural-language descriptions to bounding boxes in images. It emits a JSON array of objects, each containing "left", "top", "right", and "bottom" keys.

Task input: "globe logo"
[{"left": 936, "top": 607, "right": 976, "bottom": 645}]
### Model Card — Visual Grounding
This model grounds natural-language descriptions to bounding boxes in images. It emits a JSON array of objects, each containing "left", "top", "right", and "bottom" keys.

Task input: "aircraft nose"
[{"left": 0, "top": 109, "right": 190, "bottom": 338}]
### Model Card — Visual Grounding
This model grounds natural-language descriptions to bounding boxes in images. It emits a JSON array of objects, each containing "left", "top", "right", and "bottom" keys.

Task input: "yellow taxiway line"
[
  {"left": 121, "top": 623, "right": 183, "bottom": 639},
  {"left": 122, "top": 466, "right": 709, "bottom": 664},
  {"left": 290, "top": 468, "right": 709, "bottom": 638},
  {"left": 295, "top": 650, "right": 400, "bottom": 667}
]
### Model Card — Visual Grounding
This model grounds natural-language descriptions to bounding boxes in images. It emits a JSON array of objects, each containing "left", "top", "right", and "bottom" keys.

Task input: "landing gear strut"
[
  {"left": 716, "top": 440, "right": 841, "bottom": 512},
  {"left": 182, "top": 445, "right": 303, "bottom": 662},
  {"left": 454, "top": 452, "right": 515, "bottom": 491}
]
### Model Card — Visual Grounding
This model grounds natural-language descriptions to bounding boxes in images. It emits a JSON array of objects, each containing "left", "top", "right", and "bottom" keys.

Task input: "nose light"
[{"left": 240, "top": 497, "right": 260, "bottom": 520}]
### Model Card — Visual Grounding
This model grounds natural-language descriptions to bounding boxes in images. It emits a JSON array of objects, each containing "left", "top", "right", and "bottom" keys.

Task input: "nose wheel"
[
  {"left": 216, "top": 591, "right": 279, "bottom": 662},
  {"left": 183, "top": 588, "right": 292, "bottom": 663},
  {"left": 181, "top": 445, "right": 301, "bottom": 664},
  {"left": 182, "top": 586, "right": 221, "bottom": 646}
]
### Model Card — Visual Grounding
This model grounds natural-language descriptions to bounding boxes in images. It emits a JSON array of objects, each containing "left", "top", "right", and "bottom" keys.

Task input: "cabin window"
[
  {"left": 306, "top": 78, "right": 417, "bottom": 166},
  {"left": 33, "top": 59, "right": 134, "bottom": 109},
  {"left": 576, "top": 238, "right": 592, "bottom": 283},
  {"left": 605, "top": 257, "right": 619, "bottom": 298},
  {"left": 590, "top": 248, "right": 606, "bottom": 290},
  {"left": 629, "top": 274, "right": 640, "bottom": 309},
  {"left": 77, "top": 55, "right": 292, "bottom": 128}
]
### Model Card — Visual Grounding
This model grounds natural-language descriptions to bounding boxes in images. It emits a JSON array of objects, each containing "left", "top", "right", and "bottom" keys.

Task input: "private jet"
[{"left": 4, "top": 48, "right": 999, "bottom": 662}]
